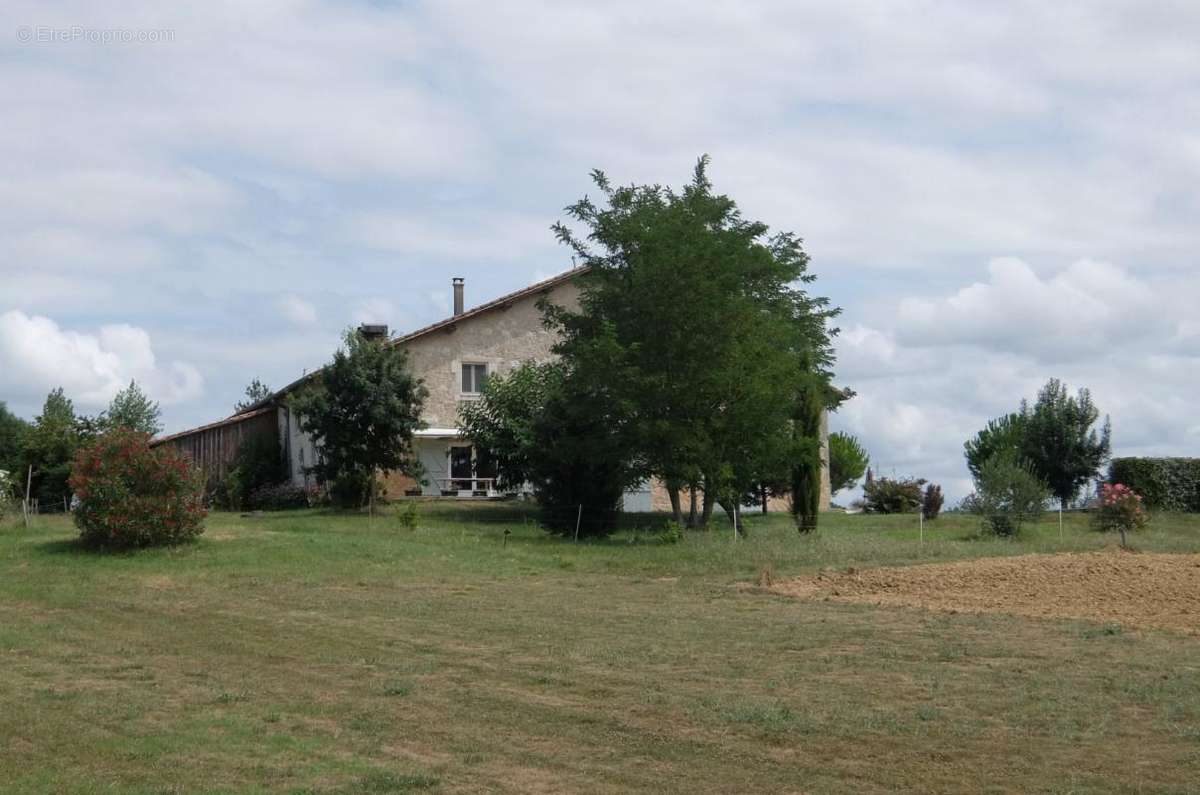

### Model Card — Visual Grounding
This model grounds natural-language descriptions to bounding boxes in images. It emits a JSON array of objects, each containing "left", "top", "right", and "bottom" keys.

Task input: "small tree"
[
  {"left": 0, "top": 402, "right": 30, "bottom": 478},
  {"left": 922, "top": 483, "right": 944, "bottom": 521},
  {"left": 289, "top": 329, "right": 426, "bottom": 515},
  {"left": 69, "top": 429, "right": 206, "bottom": 549},
  {"left": 965, "top": 454, "right": 1049, "bottom": 537},
  {"left": 1093, "top": 483, "right": 1147, "bottom": 548},
  {"left": 459, "top": 361, "right": 640, "bottom": 538},
  {"left": 24, "top": 388, "right": 80, "bottom": 507},
  {"left": 828, "top": 432, "right": 869, "bottom": 496},
  {"left": 790, "top": 379, "right": 824, "bottom": 532},
  {"left": 106, "top": 380, "right": 162, "bottom": 436},
  {"left": 235, "top": 378, "right": 273, "bottom": 413}
]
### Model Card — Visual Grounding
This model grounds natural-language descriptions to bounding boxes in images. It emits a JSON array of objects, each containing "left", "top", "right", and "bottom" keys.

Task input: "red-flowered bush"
[
  {"left": 69, "top": 429, "right": 206, "bottom": 549},
  {"left": 1093, "top": 482, "right": 1148, "bottom": 546}
]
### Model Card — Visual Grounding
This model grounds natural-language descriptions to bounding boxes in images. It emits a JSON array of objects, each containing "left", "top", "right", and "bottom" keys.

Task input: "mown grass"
[{"left": 1, "top": 504, "right": 1198, "bottom": 793}]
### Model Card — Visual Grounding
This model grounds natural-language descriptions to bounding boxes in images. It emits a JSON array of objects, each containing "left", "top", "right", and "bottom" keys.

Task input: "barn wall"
[{"left": 155, "top": 409, "right": 279, "bottom": 486}]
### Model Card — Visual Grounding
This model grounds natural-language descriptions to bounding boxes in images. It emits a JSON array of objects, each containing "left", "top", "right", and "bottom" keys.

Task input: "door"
[{"left": 449, "top": 446, "right": 473, "bottom": 491}]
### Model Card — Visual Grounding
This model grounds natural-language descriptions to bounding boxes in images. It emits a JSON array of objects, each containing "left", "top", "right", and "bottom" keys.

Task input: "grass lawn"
[{"left": 1, "top": 505, "right": 1198, "bottom": 793}]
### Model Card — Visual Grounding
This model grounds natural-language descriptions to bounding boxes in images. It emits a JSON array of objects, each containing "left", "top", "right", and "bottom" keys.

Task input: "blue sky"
[{"left": 3, "top": 2, "right": 1199, "bottom": 501}]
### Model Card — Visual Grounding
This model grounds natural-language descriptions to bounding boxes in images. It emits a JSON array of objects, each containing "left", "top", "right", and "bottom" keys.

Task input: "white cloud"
[
  {"left": 834, "top": 258, "right": 1200, "bottom": 503},
  {"left": 896, "top": 258, "right": 1163, "bottom": 359},
  {"left": 0, "top": 310, "right": 202, "bottom": 409},
  {"left": 277, "top": 294, "right": 318, "bottom": 327}
]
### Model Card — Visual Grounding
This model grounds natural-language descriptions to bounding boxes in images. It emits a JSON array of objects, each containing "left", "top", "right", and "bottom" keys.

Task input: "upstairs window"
[{"left": 461, "top": 363, "right": 488, "bottom": 395}]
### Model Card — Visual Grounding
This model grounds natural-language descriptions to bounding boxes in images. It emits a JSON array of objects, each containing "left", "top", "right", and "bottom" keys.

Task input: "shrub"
[
  {"left": 247, "top": 482, "right": 312, "bottom": 511},
  {"left": 69, "top": 429, "right": 206, "bottom": 549},
  {"left": 328, "top": 470, "right": 372, "bottom": 509},
  {"left": 659, "top": 520, "right": 684, "bottom": 544},
  {"left": 219, "top": 434, "right": 285, "bottom": 511},
  {"left": 862, "top": 476, "right": 925, "bottom": 514},
  {"left": 1092, "top": 483, "right": 1148, "bottom": 546},
  {"left": 965, "top": 454, "right": 1049, "bottom": 537},
  {"left": 1108, "top": 458, "right": 1200, "bottom": 512},
  {"left": 922, "top": 483, "right": 944, "bottom": 521},
  {"left": 394, "top": 500, "right": 418, "bottom": 530}
]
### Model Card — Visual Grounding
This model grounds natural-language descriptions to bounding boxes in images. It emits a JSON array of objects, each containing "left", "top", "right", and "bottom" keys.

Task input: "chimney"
[
  {"left": 357, "top": 323, "right": 388, "bottom": 341},
  {"left": 452, "top": 277, "right": 464, "bottom": 316}
]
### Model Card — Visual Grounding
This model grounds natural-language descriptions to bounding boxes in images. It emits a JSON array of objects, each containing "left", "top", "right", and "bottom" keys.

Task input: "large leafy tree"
[
  {"left": 1020, "top": 379, "right": 1111, "bottom": 509},
  {"left": 105, "top": 380, "right": 162, "bottom": 436},
  {"left": 548, "top": 156, "right": 840, "bottom": 528},
  {"left": 290, "top": 329, "right": 427, "bottom": 511},
  {"left": 235, "top": 378, "right": 273, "bottom": 413},
  {"left": 828, "top": 431, "right": 869, "bottom": 496}
]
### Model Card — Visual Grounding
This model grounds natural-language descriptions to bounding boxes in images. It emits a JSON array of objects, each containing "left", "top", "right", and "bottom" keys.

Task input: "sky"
[{"left": 2, "top": 1, "right": 1198, "bottom": 502}]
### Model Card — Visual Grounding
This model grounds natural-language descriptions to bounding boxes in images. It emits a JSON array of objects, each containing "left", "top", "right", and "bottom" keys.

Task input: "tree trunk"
[
  {"left": 687, "top": 486, "right": 698, "bottom": 528},
  {"left": 700, "top": 488, "right": 716, "bottom": 528},
  {"left": 718, "top": 499, "right": 736, "bottom": 526},
  {"left": 668, "top": 483, "right": 683, "bottom": 525},
  {"left": 761, "top": 485, "right": 768, "bottom": 514}
]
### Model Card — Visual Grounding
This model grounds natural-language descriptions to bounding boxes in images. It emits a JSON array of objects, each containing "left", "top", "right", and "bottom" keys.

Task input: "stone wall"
[{"left": 401, "top": 280, "right": 581, "bottom": 429}]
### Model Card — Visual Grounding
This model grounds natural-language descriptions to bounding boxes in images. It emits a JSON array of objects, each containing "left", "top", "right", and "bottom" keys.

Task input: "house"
[{"left": 153, "top": 269, "right": 831, "bottom": 511}]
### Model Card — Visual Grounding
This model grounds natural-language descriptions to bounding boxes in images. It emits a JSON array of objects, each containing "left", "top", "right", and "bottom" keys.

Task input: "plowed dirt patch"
[{"left": 771, "top": 550, "right": 1200, "bottom": 633}]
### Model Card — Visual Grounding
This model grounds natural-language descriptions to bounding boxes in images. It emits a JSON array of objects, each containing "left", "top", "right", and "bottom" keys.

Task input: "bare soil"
[{"left": 771, "top": 549, "right": 1200, "bottom": 633}]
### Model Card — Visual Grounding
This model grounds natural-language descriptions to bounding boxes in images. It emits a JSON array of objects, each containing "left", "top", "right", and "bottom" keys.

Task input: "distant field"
[{"left": 2, "top": 505, "right": 1198, "bottom": 793}]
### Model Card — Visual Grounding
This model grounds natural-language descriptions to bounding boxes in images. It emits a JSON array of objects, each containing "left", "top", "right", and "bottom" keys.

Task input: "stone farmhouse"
[{"left": 153, "top": 268, "right": 831, "bottom": 512}]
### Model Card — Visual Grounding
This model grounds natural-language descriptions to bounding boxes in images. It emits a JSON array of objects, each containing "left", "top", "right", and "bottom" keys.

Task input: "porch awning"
[{"left": 414, "top": 428, "right": 464, "bottom": 439}]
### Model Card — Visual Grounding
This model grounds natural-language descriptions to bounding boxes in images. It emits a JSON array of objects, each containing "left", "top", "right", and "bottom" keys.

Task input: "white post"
[
  {"left": 919, "top": 510, "right": 924, "bottom": 547},
  {"left": 23, "top": 465, "right": 32, "bottom": 530}
]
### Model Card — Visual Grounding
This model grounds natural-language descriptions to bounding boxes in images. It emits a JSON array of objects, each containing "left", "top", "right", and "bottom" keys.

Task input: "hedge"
[{"left": 1108, "top": 458, "right": 1200, "bottom": 512}]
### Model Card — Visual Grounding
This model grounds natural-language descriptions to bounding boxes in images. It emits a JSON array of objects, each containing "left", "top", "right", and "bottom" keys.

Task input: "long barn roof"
[{"left": 153, "top": 266, "right": 587, "bottom": 443}]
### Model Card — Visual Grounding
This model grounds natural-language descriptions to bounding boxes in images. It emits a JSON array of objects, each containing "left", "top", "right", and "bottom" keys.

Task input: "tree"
[
  {"left": 964, "top": 412, "right": 1026, "bottom": 482},
  {"left": 458, "top": 361, "right": 560, "bottom": 491},
  {"left": 828, "top": 432, "right": 869, "bottom": 496},
  {"left": 0, "top": 402, "right": 31, "bottom": 486},
  {"left": 23, "top": 388, "right": 80, "bottom": 506},
  {"left": 1020, "top": 379, "right": 1111, "bottom": 510},
  {"left": 106, "top": 380, "right": 162, "bottom": 436},
  {"left": 548, "top": 156, "right": 841, "bottom": 528},
  {"left": 790, "top": 375, "right": 824, "bottom": 532},
  {"left": 289, "top": 329, "right": 427, "bottom": 513},
  {"left": 966, "top": 380, "right": 1111, "bottom": 510},
  {"left": 460, "top": 361, "right": 642, "bottom": 538},
  {"left": 964, "top": 453, "right": 1049, "bottom": 537},
  {"left": 235, "top": 378, "right": 273, "bottom": 413}
]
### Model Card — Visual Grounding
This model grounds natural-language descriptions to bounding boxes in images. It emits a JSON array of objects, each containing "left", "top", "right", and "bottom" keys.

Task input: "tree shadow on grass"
[{"left": 30, "top": 536, "right": 203, "bottom": 558}]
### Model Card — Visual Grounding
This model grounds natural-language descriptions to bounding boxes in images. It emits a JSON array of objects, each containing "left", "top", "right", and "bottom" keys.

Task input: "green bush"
[
  {"left": 247, "top": 482, "right": 312, "bottom": 511},
  {"left": 328, "top": 470, "right": 379, "bottom": 509},
  {"left": 922, "top": 483, "right": 944, "bottom": 521},
  {"left": 68, "top": 429, "right": 206, "bottom": 549},
  {"left": 862, "top": 476, "right": 925, "bottom": 514},
  {"left": 218, "top": 434, "right": 285, "bottom": 511},
  {"left": 964, "top": 454, "right": 1049, "bottom": 537},
  {"left": 394, "top": 500, "right": 418, "bottom": 530},
  {"left": 658, "top": 520, "right": 684, "bottom": 544},
  {"left": 1108, "top": 458, "right": 1200, "bottom": 512}
]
